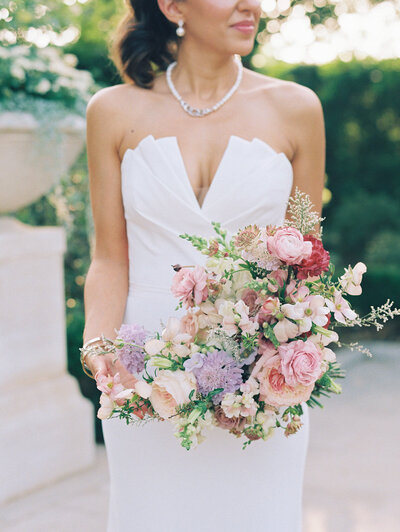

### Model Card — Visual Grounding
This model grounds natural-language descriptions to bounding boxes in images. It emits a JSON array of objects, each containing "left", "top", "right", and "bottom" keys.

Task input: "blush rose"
[
  {"left": 267, "top": 227, "right": 313, "bottom": 265},
  {"left": 278, "top": 339, "right": 323, "bottom": 387}
]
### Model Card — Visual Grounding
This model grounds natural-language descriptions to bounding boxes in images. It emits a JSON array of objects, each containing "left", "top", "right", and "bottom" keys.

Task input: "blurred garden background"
[
  {"left": 2, "top": 0, "right": 399, "bottom": 447},
  {"left": 0, "top": 0, "right": 400, "bottom": 441}
]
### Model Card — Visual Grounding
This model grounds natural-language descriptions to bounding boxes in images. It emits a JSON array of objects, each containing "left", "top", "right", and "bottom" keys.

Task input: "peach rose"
[
  {"left": 267, "top": 227, "right": 313, "bottom": 265},
  {"left": 257, "top": 355, "right": 314, "bottom": 407},
  {"left": 150, "top": 370, "right": 197, "bottom": 419}
]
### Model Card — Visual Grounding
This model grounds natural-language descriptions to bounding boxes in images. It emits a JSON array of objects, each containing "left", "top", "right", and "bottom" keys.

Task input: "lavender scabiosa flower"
[
  {"left": 193, "top": 350, "right": 243, "bottom": 405},
  {"left": 116, "top": 323, "right": 148, "bottom": 375}
]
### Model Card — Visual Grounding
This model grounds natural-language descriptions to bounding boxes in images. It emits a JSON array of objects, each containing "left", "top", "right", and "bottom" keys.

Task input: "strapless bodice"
[{"left": 120, "top": 134, "right": 293, "bottom": 294}]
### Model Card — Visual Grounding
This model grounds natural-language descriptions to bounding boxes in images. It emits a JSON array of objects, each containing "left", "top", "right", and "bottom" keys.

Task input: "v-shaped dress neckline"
[
  {"left": 121, "top": 134, "right": 292, "bottom": 214},
  {"left": 172, "top": 135, "right": 237, "bottom": 211}
]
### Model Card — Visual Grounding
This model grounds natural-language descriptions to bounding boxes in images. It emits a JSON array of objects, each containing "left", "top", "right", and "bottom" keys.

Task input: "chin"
[{"left": 232, "top": 43, "right": 255, "bottom": 57}]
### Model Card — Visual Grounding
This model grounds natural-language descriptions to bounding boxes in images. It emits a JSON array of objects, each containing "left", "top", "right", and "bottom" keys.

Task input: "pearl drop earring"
[{"left": 176, "top": 19, "right": 185, "bottom": 37}]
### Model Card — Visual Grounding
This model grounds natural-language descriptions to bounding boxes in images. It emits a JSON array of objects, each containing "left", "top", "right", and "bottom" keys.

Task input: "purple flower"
[
  {"left": 193, "top": 350, "right": 243, "bottom": 405},
  {"left": 183, "top": 351, "right": 206, "bottom": 372},
  {"left": 116, "top": 323, "right": 148, "bottom": 375}
]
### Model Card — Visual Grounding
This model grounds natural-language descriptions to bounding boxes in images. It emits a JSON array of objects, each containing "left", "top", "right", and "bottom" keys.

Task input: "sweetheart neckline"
[{"left": 121, "top": 134, "right": 292, "bottom": 211}]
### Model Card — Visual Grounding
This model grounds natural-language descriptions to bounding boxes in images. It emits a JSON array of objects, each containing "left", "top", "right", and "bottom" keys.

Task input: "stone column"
[{"left": 0, "top": 112, "right": 96, "bottom": 504}]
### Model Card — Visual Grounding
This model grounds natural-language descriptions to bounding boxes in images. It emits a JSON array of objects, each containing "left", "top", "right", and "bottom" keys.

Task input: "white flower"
[
  {"left": 306, "top": 295, "right": 330, "bottom": 326},
  {"left": 144, "top": 317, "right": 192, "bottom": 359},
  {"left": 197, "top": 301, "right": 222, "bottom": 329},
  {"left": 232, "top": 268, "right": 253, "bottom": 294},
  {"left": 97, "top": 393, "right": 114, "bottom": 420},
  {"left": 325, "top": 291, "right": 358, "bottom": 324},
  {"left": 339, "top": 262, "right": 367, "bottom": 296},
  {"left": 215, "top": 299, "right": 238, "bottom": 336},
  {"left": 10, "top": 64, "right": 25, "bottom": 81},
  {"left": 256, "top": 410, "right": 276, "bottom": 430},
  {"left": 234, "top": 300, "right": 259, "bottom": 335},
  {"left": 205, "top": 256, "right": 234, "bottom": 276},
  {"left": 134, "top": 380, "right": 152, "bottom": 399},
  {"left": 274, "top": 317, "right": 300, "bottom": 343},
  {"left": 144, "top": 338, "right": 166, "bottom": 357},
  {"left": 309, "top": 330, "right": 339, "bottom": 347},
  {"left": 282, "top": 301, "right": 312, "bottom": 333},
  {"left": 34, "top": 78, "right": 52, "bottom": 94}
]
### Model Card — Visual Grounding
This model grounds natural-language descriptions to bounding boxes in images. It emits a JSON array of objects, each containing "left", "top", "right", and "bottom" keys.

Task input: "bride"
[{"left": 81, "top": 0, "right": 325, "bottom": 530}]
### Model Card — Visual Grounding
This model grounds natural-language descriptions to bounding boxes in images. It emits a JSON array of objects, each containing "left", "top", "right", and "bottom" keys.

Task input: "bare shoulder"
[
  {"left": 86, "top": 82, "right": 151, "bottom": 117},
  {"left": 86, "top": 83, "right": 154, "bottom": 149},
  {"left": 245, "top": 67, "right": 323, "bottom": 118}
]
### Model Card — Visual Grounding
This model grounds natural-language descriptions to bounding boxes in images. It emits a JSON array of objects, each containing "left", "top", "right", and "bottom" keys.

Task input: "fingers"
[
  {"left": 113, "top": 359, "right": 138, "bottom": 389},
  {"left": 87, "top": 354, "right": 110, "bottom": 380}
]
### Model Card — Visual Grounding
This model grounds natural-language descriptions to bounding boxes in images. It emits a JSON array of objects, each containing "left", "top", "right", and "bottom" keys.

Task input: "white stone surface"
[
  {"left": 0, "top": 341, "right": 399, "bottom": 531},
  {"left": 0, "top": 218, "right": 95, "bottom": 504},
  {"left": 0, "top": 112, "right": 85, "bottom": 213}
]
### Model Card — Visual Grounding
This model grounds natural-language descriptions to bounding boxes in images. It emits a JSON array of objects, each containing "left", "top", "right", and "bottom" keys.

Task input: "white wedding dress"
[{"left": 102, "top": 133, "right": 310, "bottom": 532}]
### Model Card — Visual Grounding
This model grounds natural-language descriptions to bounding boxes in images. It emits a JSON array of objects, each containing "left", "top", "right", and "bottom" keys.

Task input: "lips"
[
  {"left": 231, "top": 20, "right": 256, "bottom": 33},
  {"left": 232, "top": 21, "right": 255, "bottom": 28}
]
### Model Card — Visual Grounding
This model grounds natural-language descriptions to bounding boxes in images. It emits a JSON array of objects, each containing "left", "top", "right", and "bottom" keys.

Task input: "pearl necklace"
[{"left": 166, "top": 55, "right": 243, "bottom": 117}]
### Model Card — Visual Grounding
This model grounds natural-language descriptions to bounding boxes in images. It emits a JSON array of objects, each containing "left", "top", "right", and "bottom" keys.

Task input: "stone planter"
[{"left": 0, "top": 111, "right": 86, "bottom": 213}]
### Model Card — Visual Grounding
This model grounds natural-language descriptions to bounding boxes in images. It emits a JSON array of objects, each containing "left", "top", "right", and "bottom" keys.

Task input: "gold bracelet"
[
  {"left": 79, "top": 336, "right": 116, "bottom": 380},
  {"left": 80, "top": 353, "right": 96, "bottom": 380}
]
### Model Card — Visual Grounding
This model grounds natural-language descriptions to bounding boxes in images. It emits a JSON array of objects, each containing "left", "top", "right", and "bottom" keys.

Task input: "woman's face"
[{"left": 174, "top": 0, "right": 262, "bottom": 56}]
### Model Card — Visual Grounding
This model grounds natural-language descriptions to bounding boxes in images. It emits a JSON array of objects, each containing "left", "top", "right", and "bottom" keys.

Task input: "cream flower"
[
  {"left": 144, "top": 317, "right": 192, "bottom": 359},
  {"left": 215, "top": 299, "right": 238, "bottom": 336},
  {"left": 339, "top": 262, "right": 367, "bottom": 296}
]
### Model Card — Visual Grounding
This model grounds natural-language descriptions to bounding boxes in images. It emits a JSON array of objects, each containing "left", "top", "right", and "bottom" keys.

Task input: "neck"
[{"left": 171, "top": 43, "right": 240, "bottom": 104}]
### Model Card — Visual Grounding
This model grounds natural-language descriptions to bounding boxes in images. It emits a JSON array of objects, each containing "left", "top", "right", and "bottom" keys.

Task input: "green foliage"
[
  {"left": 365, "top": 231, "right": 400, "bottom": 267},
  {"left": 307, "top": 362, "right": 345, "bottom": 408},
  {"left": 0, "top": 44, "right": 97, "bottom": 110}
]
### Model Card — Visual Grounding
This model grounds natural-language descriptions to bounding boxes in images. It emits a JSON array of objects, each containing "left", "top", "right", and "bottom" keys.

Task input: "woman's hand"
[{"left": 85, "top": 343, "right": 138, "bottom": 390}]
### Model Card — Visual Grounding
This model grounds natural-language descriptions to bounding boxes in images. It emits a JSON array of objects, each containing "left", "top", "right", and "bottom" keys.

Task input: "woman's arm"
[
  {"left": 286, "top": 85, "right": 326, "bottom": 233},
  {"left": 82, "top": 87, "right": 135, "bottom": 385}
]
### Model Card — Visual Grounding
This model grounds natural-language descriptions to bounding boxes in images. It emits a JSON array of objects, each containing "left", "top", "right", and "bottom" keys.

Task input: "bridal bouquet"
[{"left": 94, "top": 188, "right": 400, "bottom": 450}]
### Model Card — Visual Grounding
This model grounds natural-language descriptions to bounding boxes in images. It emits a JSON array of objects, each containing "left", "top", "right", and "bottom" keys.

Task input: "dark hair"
[{"left": 111, "top": 0, "right": 180, "bottom": 89}]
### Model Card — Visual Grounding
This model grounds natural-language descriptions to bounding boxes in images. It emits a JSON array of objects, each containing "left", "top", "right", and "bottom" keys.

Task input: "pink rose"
[
  {"left": 257, "top": 355, "right": 314, "bottom": 407},
  {"left": 278, "top": 339, "right": 323, "bottom": 387},
  {"left": 150, "top": 369, "right": 197, "bottom": 419},
  {"left": 171, "top": 266, "right": 209, "bottom": 308},
  {"left": 267, "top": 227, "right": 313, "bottom": 265}
]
